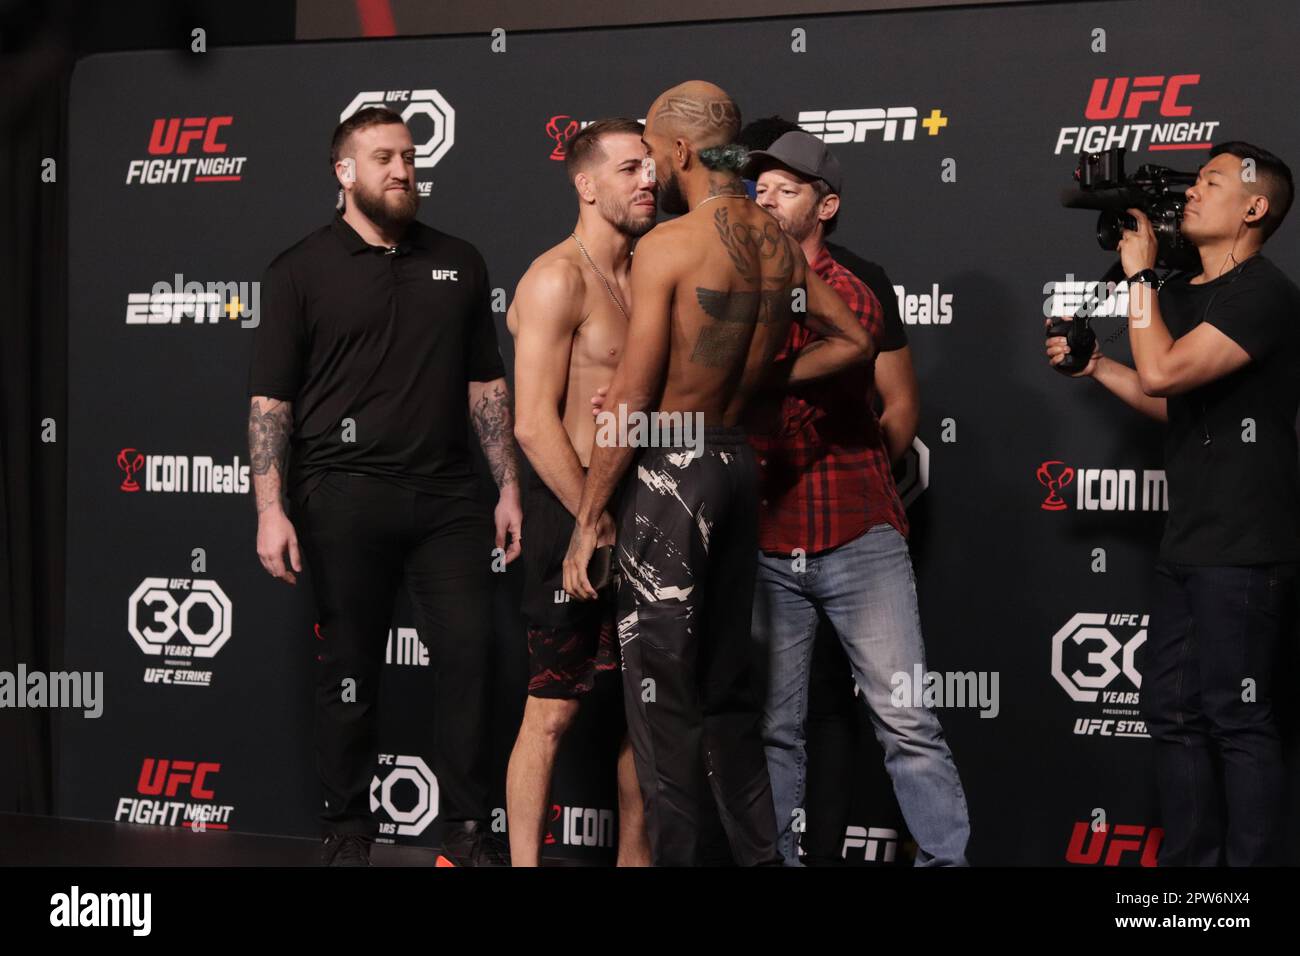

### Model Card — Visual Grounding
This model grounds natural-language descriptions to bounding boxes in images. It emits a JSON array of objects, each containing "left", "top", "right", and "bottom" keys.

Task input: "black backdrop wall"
[{"left": 52, "top": 0, "right": 1300, "bottom": 864}]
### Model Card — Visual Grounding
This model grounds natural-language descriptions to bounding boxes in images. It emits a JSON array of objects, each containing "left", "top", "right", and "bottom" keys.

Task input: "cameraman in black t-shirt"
[{"left": 1047, "top": 141, "right": 1300, "bottom": 866}]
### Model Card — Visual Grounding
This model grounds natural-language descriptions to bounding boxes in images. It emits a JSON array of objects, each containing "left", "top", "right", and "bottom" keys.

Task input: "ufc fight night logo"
[
  {"left": 126, "top": 116, "right": 249, "bottom": 185},
  {"left": 1053, "top": 74, "right": 1222, "bottom": 155},
  {"left": 341, "top": 89, "right": 455, "bottom": 195},
  {"left": 114, "top": 757, "right": 234, "bottom": 830},
  {"left": 1066, "top": 821, "right": 1163, "bottom": 866}
]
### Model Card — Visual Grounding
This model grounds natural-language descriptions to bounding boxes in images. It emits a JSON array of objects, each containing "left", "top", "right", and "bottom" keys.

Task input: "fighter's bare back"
[{"left": 648, "top": 197, "right": 807, "bottom": 427}]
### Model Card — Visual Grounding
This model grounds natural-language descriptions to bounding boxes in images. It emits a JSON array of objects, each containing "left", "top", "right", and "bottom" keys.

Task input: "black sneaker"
[
  {"left": 321, "top": 833, "right": 373, "bottom": 867},
  {"left": 435, "top": 821, "right": 510, "bottom": 867}
]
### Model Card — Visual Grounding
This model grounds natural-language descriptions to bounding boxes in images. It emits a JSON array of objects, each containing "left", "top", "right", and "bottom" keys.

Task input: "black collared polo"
[{"left": 248, "top": 214, "right": 505, "bottom": 500}]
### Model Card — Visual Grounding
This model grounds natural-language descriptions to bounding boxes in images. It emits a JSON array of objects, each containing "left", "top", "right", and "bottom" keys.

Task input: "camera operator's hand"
[
  {"left": 1044, "top": 317, "right": 1101, "bottom": 378},
  {"left": 1118, "top": 207, "right": 1158, "bottom": 277}
]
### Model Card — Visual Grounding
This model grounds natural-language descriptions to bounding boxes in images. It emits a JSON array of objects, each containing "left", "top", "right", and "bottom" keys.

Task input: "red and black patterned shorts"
[{"left": 521, "top": 476, "right": 620, "bottom": 698}]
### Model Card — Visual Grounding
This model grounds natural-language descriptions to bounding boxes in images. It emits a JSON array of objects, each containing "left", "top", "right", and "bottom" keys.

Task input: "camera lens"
[{"left": 1096, "top": 211, "right": 1123, "bottom": 251}]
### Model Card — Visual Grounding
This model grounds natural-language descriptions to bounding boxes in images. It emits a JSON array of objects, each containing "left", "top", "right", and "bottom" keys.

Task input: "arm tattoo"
[
  {"left": 248, "top": 398, "right": 292, "bottom": 513},
  {"left": 470, "top": 380, "right": 520, "bottom": 488}
]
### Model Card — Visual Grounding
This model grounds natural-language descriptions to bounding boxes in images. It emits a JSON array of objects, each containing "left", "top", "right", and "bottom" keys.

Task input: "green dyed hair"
[{"left": 698, "top": 143, "right": 751, "bottom": 173}]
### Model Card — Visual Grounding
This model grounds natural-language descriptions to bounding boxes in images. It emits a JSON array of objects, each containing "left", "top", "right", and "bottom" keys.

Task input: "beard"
[
  {"left": 352, "top": 179, "right": 419, "bottom": 234},
  {"left": 771, "top": 203, "right": 820, "bottom": 243},
  {"left": 658, "top": 167, "right": 689, "bottom": 215},
  {"left": 598, "top": 192, "right": 656, "bottom": 237}
]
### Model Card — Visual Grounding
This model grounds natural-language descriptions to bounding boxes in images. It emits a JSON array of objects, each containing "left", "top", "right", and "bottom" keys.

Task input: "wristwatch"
[{"left": 1126, "top": 268, "right": 1163, "bottom": 290}]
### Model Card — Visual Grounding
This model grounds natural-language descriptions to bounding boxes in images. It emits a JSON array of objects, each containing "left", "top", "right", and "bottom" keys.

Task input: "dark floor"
[{"left": 0, "top": 812, "right": 580, "bottom": 866}]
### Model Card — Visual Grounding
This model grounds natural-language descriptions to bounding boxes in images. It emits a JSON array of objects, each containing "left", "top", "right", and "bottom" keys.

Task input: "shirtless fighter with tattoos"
[{"left": 561, "top": 81, "right": 876, "bottom": 866}]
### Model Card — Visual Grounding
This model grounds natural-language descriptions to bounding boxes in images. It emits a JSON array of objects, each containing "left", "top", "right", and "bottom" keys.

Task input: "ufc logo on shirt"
[{"left": 430, "top": 269, "right": 459, "bottom": 281}]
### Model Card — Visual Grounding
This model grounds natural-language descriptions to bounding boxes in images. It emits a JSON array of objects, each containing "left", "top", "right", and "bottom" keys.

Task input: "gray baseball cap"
[{"left": 743, "top": 130, "right": 843, "bottom": 194}]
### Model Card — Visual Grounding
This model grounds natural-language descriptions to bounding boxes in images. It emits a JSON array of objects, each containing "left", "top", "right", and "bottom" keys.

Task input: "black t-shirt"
[
  {"left": 1158, "top": 254, "right": 1300, "bottom": 565},
  {"left": 247, "top": 215, "right": 506, "bottom": 500},
  {"left": 825, "top": 241, "right": 908, "bottom": 352}
]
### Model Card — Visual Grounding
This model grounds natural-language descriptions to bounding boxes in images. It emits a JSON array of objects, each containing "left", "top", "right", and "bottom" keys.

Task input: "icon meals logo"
[
  {"left": 126, "top": 116, "right": 249, "bottom": 185},
  {"left": 1036, "top": 460, "right": 1167, "bottom": 512},
  {"left": 116, "top": 448, "right": 249, "bottom": 495},
  {"left": 544, "top": 115, "right": 648, "bottom": 160},
  {"left": 546, "top": 115, "right": 581, "bottom": 160},
  {"left": 341, "top": 89, "right": 455, "bottom": 196},
  {"left": 545, "top": 804, "right": 615, "bottom": 848}
]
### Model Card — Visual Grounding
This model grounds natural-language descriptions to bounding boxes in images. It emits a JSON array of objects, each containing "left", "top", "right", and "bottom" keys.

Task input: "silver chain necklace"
[
  {"left": 694, "top": 192, "right": 750, "bottom": 212},
  {"left": 570, "top": 233, "right": 629, "bottom": 321}
]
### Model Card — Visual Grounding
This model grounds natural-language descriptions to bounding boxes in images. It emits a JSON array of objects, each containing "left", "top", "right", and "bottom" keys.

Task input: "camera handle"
[{"left": 1045, "top": 260, "right": 1126, "bottom": 375}]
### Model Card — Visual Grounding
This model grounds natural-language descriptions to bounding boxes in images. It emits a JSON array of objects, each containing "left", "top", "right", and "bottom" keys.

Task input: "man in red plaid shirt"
[{"left": 743, "top": 131, "right": 970, "bottom": 866}]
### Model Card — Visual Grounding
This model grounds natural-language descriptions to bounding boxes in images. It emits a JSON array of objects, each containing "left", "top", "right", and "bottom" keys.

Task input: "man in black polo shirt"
[
  {"left": 1048, "top": 141, "right": 1300, "bottom": 865},
  {"left": 247, "top": 107, "right": 521, "bottom": 866}
]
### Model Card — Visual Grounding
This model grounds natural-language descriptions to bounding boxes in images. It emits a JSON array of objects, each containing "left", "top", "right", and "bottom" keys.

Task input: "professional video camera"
[
  {"left": 1047, "top": 147, "right": 1199, "bottom": 375},
  {"left": 1061, "top": 146, "right": 1199, "bottom": 270}
]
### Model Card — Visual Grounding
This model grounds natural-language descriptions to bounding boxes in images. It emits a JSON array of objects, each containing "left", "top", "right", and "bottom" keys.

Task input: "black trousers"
[
  {"left": 293, "top": 472, "right": 495, "bottom": 838},
  {"left": 615, "top": 428, "right": 780, "bottom": 866},
  {"left": 1141, "top": 560, "right": 1299, "bottom": 866}
]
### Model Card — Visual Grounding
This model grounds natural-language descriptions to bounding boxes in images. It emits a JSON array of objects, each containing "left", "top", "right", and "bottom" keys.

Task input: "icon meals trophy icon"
[
  {"left": 118, "top": 447, "right": 145, "bottom": 492},
  {"left": 1037, "top": 460, "right": 1075, "bottom": 512}
]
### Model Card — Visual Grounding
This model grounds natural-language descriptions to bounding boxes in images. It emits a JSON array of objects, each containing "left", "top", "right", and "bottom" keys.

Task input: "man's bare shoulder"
[
  {"left": 514, "top": 248, "right": 586, "bottom": 327},
  {"left": 630, "top": 221, "right": 698, "bottom": 271}
]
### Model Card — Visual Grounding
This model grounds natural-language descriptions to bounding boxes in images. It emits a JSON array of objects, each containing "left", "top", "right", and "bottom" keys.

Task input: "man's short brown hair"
[
  {"left": 330, "top": 107, "right": 406, "bottom": 167},
  {"left": 564, "top": 118, "right": 645, "bottom": 185}
]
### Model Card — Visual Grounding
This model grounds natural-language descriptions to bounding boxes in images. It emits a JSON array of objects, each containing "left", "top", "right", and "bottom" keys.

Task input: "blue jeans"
[
  {"left": 1142, "top": 560, "right": 1298, "bottom": 866},
  {"left": 752, "top": 523, "right": 971, "bottom": 866}
]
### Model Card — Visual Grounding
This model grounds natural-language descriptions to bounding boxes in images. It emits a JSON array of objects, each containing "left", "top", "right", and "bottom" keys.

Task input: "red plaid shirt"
[{"left": 749, "top": 245, "right": 908, "bottom": 555}]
